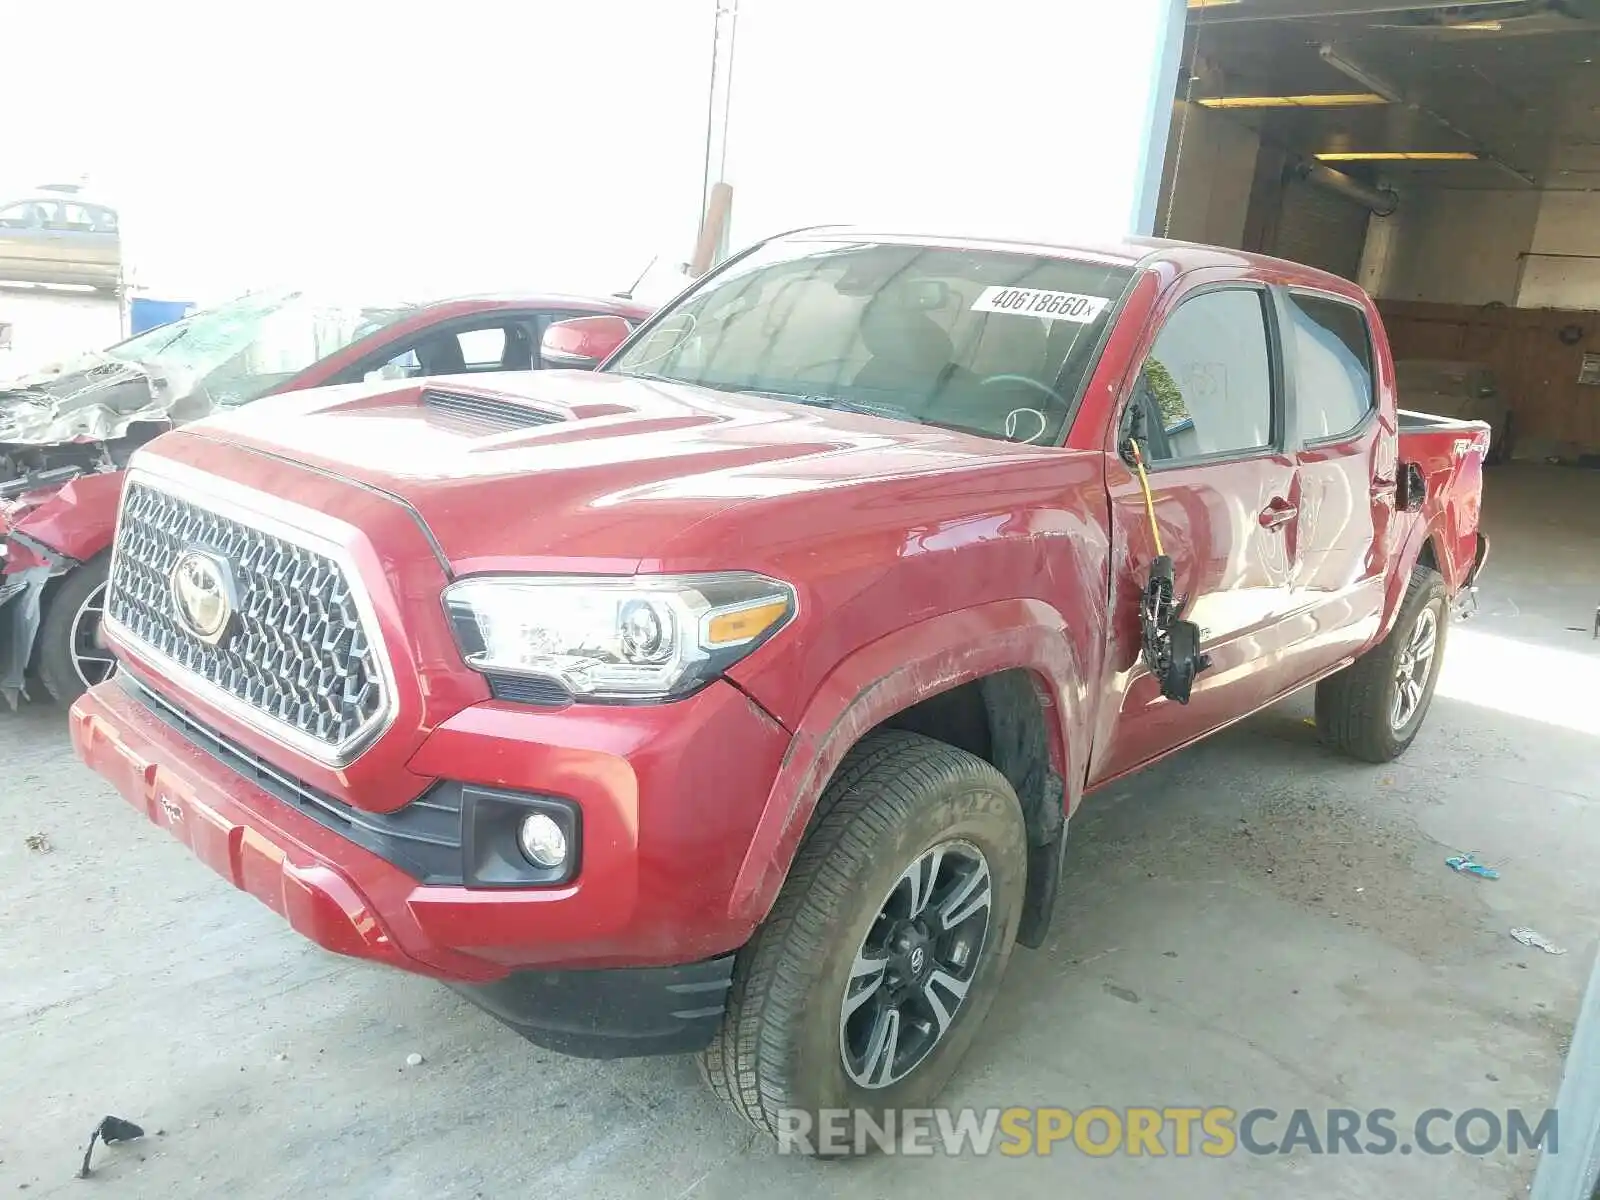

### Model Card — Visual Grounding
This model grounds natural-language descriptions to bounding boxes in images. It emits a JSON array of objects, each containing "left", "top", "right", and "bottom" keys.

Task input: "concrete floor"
[{"left": 2, "top": 464, "right": 1597, "bottom": 1198}]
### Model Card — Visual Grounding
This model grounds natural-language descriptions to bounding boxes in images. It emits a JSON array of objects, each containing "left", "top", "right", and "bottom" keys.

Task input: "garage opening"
[
  {"left": 1157, "top": 10, "right": 1600, "bottom": 1194},
  {"left": 1157, "top": 0, "right": 1600, "bottom": 466}
]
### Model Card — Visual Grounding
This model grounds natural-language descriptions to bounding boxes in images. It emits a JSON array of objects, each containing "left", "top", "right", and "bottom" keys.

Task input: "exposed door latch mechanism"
[{"left": 1120, "top": 428, "right": 1213, "bottom": 705}]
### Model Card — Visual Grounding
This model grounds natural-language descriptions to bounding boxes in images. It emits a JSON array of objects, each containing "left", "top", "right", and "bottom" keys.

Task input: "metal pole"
[
  {"left": 699, "top": 0, "right": 739, "bottom": 263},
  {"left": 1531, "top": 938, "right": 1600, "bottom": 1200},
  {"left": 697, "top": 0, "right": 721, "bottom": 225}
]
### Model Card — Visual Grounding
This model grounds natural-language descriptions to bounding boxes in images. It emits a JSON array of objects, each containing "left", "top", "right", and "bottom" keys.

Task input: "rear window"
[
  {"left": 1286, "top": 292, "right": 1374, "bottom": 442},
  {"left": 611, "top": 237, "right": 1134, "bottom": 444}
]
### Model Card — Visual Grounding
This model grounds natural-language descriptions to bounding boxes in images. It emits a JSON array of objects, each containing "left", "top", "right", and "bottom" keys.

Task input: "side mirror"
[{"left": 541, "top": 315, "right": 632, "bottom": 371}]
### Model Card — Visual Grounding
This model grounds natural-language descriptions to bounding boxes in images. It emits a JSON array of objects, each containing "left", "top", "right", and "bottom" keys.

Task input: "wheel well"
[
  {"left": 875, "top": 671, "right": 1063, "bottom": 842},
  {"left": 1417, "top": 538, "right": 1439, "bottom": 572},
  {"left": 873, "top": 669, "right": 1066, "bottom": 947}
]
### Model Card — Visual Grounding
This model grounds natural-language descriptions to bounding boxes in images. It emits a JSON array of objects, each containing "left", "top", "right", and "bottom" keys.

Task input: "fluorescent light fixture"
[
  {"left": 1198, "top": 92, "right": 1389, "bottom": 109},
  {"left": 1316, "top": 151, "right": 1480, "bottom": 161},
  {"left": 1188, "top": 0, "right": 1242, "bottom": 7},
  {"left": 1446, "top": 20, "right": 1503, "bottom": 30},
  {"left": 1318, "top": 44, "right": 1403, "bottom": 104}
]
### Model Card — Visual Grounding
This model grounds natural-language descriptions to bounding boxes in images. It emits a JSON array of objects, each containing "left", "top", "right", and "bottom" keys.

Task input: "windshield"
[
  {"left": 106, "top": 290, "right": 419, "bottom": 405},
  {"left": 610, "top": 237, "right": 1135, "bottom": 443}
]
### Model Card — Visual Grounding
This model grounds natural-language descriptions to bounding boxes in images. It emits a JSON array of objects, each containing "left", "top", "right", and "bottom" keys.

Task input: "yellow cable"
[{"left": 1127, "top": 439, "right": 1165, "bottom": 558}]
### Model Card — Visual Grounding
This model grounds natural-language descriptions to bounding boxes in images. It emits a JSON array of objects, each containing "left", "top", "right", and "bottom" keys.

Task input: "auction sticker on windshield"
[{"left": 972, "top": 286, "right": 1110, "bottom": 323}]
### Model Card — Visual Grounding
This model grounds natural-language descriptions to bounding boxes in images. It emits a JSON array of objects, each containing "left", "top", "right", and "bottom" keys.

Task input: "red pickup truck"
[{"left": 69, "top": 230, "right": 1488, "bottom": 1143}]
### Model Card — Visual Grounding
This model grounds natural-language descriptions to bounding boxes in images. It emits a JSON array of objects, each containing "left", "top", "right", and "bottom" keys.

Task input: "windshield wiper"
[
  {"left": 722, "top": 386, "right": 927, "bottom": 424},
  {"left": 618, "top": 374, "right": 928, "bottom": 426}
]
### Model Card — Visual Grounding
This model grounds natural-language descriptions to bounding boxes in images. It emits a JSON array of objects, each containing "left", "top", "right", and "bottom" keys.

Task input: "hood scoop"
[{"left": 421, "top": 387, "right": 565, "bottom": 434}]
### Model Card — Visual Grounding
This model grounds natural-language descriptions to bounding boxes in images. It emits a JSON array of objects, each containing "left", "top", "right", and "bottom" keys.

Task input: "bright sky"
[
  {"left": 718, "top": 0, "right": 1179, "bottom": 251},
  {"left": 4, "top": 0, "right": 1179, "bottom": 308},
  {"left": 2, "top": 0, "right": 714, "bottom": 303}
]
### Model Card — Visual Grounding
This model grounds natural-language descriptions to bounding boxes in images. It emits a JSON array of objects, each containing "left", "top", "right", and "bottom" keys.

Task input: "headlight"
[{"left": 443, "top": 572, "right": 796, "bottom": 702}]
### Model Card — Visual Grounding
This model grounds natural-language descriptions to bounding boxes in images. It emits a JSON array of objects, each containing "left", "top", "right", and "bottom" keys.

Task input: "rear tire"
[
  {"left": 35, "top": 555, "right": 115, "bottom": 705},
  {"left": 699, "top": 730, "right": 1027, "bottom": 1153},
  {"left": 1315, "top": 564, "right": 1448, "bottom": 763}
]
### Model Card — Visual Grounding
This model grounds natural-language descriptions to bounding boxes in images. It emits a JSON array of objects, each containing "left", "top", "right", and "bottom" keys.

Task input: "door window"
[
  {"left": 1286, "top": 292, "right": 1374, "bottom": 442},
  {"left": 55, "top": 204, "right": 100, "bottom": 232},
  {"left": 358, "top": 320, "right": 538, "bottom": 382},
  {"left": 457, "top": 326, "right": 507, "bottom": 368},
  {"left": 1131, "top": 289, "right": 1274, "bottom": 464},
  {"left": 366, "top": 347, "right": 422, "bottom": 382},
  {"left": 0, "top": 201, "right": 49, "bottom": 229}
]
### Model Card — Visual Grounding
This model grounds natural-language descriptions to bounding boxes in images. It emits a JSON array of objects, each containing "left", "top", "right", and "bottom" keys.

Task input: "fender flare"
[
  {"left": 1379, "top": 513, "right": 1456, "bottom": 643},
  {"left": 725, "top": 598, "right": 1085, "bottom": 929}
]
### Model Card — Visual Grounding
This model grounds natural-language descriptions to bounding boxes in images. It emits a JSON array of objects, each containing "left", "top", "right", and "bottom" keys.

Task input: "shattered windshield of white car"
[{"left": 0, "top": 291, "right": 418, "bottom": 446}]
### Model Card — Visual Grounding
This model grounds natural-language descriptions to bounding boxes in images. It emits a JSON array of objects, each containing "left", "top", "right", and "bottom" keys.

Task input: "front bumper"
[
  {"left": 451, "top": 956, "right": 736, "bottom": 1059},
  {"left": 70, "top": 671, "right": 790, "bottom": 1056}
]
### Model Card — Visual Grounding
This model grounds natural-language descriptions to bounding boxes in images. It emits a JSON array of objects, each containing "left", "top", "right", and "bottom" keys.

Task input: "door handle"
[{"left": 1259, "top": 498, "right": 1298, "bottom": 530}]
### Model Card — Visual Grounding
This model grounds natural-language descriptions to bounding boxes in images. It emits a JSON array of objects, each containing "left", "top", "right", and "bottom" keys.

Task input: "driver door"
[{"left": 1086, "top": 281, "right": 1303, "bottom": 786}]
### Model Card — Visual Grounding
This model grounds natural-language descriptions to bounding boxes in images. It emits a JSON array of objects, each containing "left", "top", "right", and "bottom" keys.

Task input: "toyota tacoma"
[{"left": 70, "top": 229, "right": 1489, "bottom": 1142}]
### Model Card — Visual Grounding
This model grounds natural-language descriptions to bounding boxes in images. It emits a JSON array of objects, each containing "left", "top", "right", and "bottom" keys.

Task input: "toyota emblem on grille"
[{"left": 169, "top": 548, "right": 237, "bottom": 646}]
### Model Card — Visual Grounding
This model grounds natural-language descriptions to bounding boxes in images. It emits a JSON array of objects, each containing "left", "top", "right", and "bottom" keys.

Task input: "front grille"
[{"left": 108, "top": 480, "right": 388, "bottom": 758}]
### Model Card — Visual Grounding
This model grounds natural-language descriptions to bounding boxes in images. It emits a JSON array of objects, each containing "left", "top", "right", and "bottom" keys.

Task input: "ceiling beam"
[
  {"left": 1317, "top": 41, "right": 1538, "bottom": 182},
  {"left": 1198, "top": 0, "right": 1535, "bottom": 22}
]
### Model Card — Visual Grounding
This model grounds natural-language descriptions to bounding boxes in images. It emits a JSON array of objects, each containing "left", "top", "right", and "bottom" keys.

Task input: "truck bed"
[
  {"left": 1398, "top": 408, "right": 1490, "bottom": 434},
  {"left": 1397, "top": 408, "right": 1490, "bottom": 597}
]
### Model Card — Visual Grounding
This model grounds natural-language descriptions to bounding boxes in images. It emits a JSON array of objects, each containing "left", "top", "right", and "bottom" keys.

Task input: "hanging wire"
[{"left": 1161, "top": 6, "right": 1208, "bottom": 239}]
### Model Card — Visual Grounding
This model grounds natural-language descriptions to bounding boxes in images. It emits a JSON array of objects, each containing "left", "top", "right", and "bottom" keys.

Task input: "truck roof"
[
  {"left": 779, "top": 226, "right": 1366, "bottom": 298},
  {"left": 399, "top": 292, "right": 656, "bottom": 323}
]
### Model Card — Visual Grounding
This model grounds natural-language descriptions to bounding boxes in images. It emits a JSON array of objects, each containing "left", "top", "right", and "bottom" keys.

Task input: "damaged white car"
[{"left": 0, "top": 286, "right": 655, "bottom": 707}]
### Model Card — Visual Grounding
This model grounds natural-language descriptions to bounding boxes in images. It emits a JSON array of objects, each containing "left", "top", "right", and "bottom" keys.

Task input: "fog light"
[{"left": 517, "top": 813, "right": 568, "bottom": 869}]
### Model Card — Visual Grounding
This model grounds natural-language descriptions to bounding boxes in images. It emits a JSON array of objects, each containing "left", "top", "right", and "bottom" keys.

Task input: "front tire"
[
  {"left": 1316, "top": 564, "right": 1448, "bottom": 763},
  {"left": 700, "top": 730, "right": 1027, "bottom": 1152},
  {"left": 35, "top": 555, "right": 116, "bottom": 705}
]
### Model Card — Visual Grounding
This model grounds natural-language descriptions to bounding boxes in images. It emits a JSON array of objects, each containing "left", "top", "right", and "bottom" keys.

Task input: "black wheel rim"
[
  {"left": 839, "top": 839, "right": 992, "bottom": 1090},
  {"left": 70, "top": 582, "right": 117, "bottom": 689}
]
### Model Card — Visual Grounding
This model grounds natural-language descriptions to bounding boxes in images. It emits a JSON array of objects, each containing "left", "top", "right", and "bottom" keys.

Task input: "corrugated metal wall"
[{"left": 1271, "top": 178, "right": 1372, "bottom": 281}]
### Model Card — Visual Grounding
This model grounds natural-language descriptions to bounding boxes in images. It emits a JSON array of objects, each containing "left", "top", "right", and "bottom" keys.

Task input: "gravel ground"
[{"left": 1, "top": 464, "right": 1597, "bottom": 1199}]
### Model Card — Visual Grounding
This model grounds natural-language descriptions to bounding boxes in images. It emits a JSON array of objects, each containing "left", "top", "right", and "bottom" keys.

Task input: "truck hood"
[{"left": 176, "top": 370, "right": 1034, "bottom": 572}]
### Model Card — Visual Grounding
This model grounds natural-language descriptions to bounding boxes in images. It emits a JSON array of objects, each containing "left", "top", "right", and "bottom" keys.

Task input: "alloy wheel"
[
  {"left": 70, "top": 582, "right": 117, "bottom": 689},
  {"left": 1390, "top": 605, "right": 1439, "bottom": 731},
  {"left": 839, "top": 839, "right": 993, "bottom": 1090}
]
